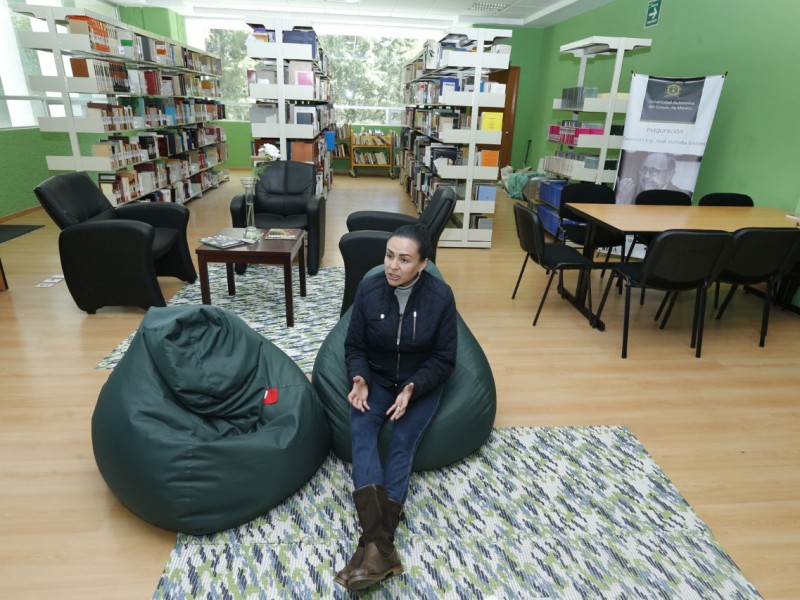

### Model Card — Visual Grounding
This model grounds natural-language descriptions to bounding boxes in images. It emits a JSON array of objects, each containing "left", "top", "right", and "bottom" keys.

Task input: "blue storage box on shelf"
[
  {"left": 539, "top": 179, "right": 568, "bottom": 209},
  {"left": 536, "top": 203, "right": 560, "bottom": 236}
]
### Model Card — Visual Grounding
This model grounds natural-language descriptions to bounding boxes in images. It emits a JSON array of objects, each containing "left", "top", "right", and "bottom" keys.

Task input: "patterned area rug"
[
  {"left": 97, "top": 265, "right": 344, "bottom": 373},
  {"left": 153, "top": 426, "right": 760, "bottom": 599}
]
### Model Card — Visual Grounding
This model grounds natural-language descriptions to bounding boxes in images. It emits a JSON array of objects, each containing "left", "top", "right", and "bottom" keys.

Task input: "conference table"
[{"left": 561, "top": 204, "right": 799, "bottom": 329}]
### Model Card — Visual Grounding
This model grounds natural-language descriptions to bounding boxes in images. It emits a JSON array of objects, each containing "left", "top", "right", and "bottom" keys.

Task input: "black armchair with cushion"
[
  {"left": 346, "top": 185, "right": 456, "bottom": 263},
  {"left": 34, "top": 171, "right": 197, "bottom": 314},
  {"left": 338, "top": 230, "right": 391, "bottom": 316},
  {"left": 230, "top": 160, "right": 326, "bottom": 275}
]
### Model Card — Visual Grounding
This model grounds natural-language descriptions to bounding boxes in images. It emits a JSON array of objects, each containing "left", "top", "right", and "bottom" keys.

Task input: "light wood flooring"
[{"left": 1, "top": 170, "right": 798, "bottom": 599}]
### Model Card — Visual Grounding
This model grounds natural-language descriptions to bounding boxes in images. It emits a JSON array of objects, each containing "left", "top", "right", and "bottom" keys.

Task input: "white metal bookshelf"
[
  {"left": 402, "top": 26, "right": 512, "bottom": 249},
  {"left": 12, "top": 4, "right": 228, "bottom": 205}
]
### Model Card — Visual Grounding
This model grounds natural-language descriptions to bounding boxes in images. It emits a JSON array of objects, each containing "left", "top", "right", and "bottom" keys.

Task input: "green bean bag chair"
[
  {"left": 92, "top": 305, "right": 330, "bottom": 535},
  {"left": 312, "top": 263, "right": 496, "bottom": 471}
]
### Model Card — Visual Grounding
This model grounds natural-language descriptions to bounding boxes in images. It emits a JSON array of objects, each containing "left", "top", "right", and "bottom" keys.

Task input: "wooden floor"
[{"left": 1, "top": 170, "right": 798, "bottom": 599}]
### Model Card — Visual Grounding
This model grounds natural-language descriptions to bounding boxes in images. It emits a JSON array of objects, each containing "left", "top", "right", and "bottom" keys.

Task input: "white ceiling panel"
[{"left": 109, "top": 0, "right": 614, "bottom": 36}]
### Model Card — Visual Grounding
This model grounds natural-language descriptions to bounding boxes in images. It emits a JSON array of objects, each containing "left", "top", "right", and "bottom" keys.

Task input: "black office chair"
[
  {"left": 557, "top": 182, "right": 625, "bottom": 276},
  {"left": 697, "top": 192, "right": 755, "bottom": 306},
  {"left": 594, "top": 230, "right": 735, "bottom": 358},
  {"left": 714, "top": 227, "right": 800, "bottom": 347},
  {"left": 230, "top": 160, "right": 326, "bottom": 275},
  {"left": 698, "top": 193, "right": 754, "bottom": 207},
  {"left": 513, "top": 202, "right": 596, "bottom": 326},
  {"left": 338, "top": 230, "right": 391, "bottom": 316},
  {"left": 346, "top": 185, "right": 456, "bottom": 263},
  {"left": 624, "top": 189, "right": 693, "bottom": 304},
  {"left": 34, "top": 171, "right": 197, "bottom": 314}
]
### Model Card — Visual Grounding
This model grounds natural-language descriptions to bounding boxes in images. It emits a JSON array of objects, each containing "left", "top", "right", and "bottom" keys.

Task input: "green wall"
[
  {"left": 506, "top": 28, "right": 545, "bottom": 169},
  {"left": 521, "top": 0, "right": 800, "bottom": 210},
  {"left": 0, "top": 129, "right": 101, "bottom": 216}
]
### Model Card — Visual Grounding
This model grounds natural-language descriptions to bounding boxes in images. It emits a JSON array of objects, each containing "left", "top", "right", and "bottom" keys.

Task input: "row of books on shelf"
[
  {"left": 69, "top": 58, "right": 220, "bottom": 98},
  {"left": 351, "top": 131, "right": 392, "bottom": 146},
  {"left": 250, "top": 103, "right": 334, "bottom": 129},
  {"left": 542, "top": 151, "right": 618, "bottom": 175},
  {"left": 333, "top": 142, "right": 349, "bottom": 158},
  {"left": 248, "top": 59, "right": 330, "bottom": 85},
  {"left": 409, "top": 139, "right": 500, "bottom": 172},
  {"left": 548, "top": 121, "right": 623, "bottom": 145},
  {"left": 352, "top": 150, "right": 390, "bottom": 165},
  {"left": 404, "top": 78, "right": 506, "bottom": 105},
  {"left": 248, "top": 27, "right": 326, "bottom": 68},
  {"left": 86, "top": 98, "right": 224, "bottom": 131},
  {"left": 92, "top": 128, "right": 227, "bottom": 167},
  {"left": 403, "top": 108, "right": 503, "bottom": 137},
  {"left": 335, "top": 123, "right": 351, "bottom": 140},
  {"left": 420, "top": 37, "right": 510, "bottom": 72},
  {"left": 65, "top": 14, "right": 221, "bottom": 75},
  {"left": 99, "top": 162, "right": 224, "bottom": 205}
]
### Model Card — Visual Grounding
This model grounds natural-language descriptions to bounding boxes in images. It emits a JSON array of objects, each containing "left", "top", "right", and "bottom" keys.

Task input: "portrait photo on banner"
[{"left": 615, "top": 150, "right": 701, "bottom": 204}]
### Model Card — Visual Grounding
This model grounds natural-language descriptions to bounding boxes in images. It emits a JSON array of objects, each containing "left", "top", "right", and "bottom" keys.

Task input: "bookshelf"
[
  {"left": 349, "top": 129, "right": 394, "bottom": 178},
  {"left": 400, "top": 26, "right": 511, "bottom": 249},
  {"left": 538, "top": 36, "right": 652, "bottom": 234},
  {"left": 245, "top": 16, "right": 334, "bottom": 196},
  {"left": 12, "top": 4, "right": 229, "bottom": 206}
]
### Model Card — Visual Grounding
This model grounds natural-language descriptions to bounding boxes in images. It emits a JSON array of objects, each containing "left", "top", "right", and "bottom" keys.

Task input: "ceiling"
[{"left": 108, "top": 0, "right": 614, "bottom": 38}]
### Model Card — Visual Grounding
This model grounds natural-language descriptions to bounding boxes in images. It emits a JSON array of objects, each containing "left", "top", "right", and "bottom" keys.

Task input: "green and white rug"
[
  {"left": 97, "top": 265, "right": 344, "bottom": 373},
  {"left": 153, "top": 426, "right": 760, "bottom": 599}
]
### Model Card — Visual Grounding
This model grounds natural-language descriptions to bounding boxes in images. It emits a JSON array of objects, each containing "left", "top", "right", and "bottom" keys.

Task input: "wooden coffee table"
[{"left": 195, "top": 227, "right": 306, "bottom": 326}]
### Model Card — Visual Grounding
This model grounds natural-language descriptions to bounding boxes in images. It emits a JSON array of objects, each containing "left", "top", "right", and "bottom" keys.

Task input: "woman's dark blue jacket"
[{"left": 345, "top": 269, "right": 457, "bottom": 401}]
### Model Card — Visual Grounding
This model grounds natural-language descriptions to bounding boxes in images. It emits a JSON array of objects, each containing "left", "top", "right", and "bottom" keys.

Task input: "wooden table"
[
  {"left": 562, "top": 204, "right": 798, "bottom": 329},
  {"left": 567, "top": 204, "right": 797, "bottom": 236},
  {"left": 195, "top": 227, "right": 306, "bottom": 327}
]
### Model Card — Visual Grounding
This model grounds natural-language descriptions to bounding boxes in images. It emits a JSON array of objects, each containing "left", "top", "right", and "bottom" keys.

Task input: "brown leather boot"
[
  {"left": 348, "top": 485, "right": 403, "bottom": 591},
  {"left": 335, "top": 496, "right": 404, "bottom": 588},
  {"left": 333, "top": 537, "right": 363, "bottom": 589}
]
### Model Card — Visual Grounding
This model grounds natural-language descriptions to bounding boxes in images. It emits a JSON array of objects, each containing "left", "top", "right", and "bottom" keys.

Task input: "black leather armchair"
[
  {"left": 34, "top": 171, "right": 197, "bottom": 314},
  {"left": 230, "top": 160, "right": 326, "bottom": 275},
  {"left": 346, "top": 185, "right": 456, "bottom": 263},
  {"left": 338, "top": 230, "right": 391, "bottom": 316}
]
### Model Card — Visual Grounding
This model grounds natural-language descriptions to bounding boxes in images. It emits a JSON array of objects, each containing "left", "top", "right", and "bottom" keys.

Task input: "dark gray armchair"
[
  {"left": 230, "top": 160, "right": 326, "bottom": 275},
  {"left": 34, "top": 171, "right": 197, "bottom": 314},
  {"left": 346, "top": 185, "right": 456, "bottom": 263}
]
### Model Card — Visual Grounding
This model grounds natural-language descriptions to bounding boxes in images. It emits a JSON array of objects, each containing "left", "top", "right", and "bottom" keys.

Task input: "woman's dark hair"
[{"left": 391, "top": 223, "right": 433, "bottom": 261}]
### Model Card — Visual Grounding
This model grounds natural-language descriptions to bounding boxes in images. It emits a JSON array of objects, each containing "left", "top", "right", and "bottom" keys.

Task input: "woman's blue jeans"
[{"left": 350, "top": 382, "right": 443, "bottom": 503}]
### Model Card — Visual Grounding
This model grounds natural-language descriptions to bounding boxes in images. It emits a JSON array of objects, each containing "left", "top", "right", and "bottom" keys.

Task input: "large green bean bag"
[
  {"left": 312, "top": 263, "right": 496, "bottom": 471},
  {"left": 92, "top": 305, "right": 330, "bottom": 535}
]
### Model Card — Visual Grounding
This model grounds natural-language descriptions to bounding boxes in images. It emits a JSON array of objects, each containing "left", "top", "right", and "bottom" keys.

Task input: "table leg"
[
  {"left": 283, "top": 258, "right": 294, "bottom": 327},
  {"left": 298, "top": 240, "right": 307, "bottom": 297},
  {"left": 558, "top": 222, "right": 606, "bottom": 331},
  {"left": 226, "top": 263, "right": 236, "bottom": 296},
  {"left": 199, "top": 258, "right": 211, "bottom": 304}
]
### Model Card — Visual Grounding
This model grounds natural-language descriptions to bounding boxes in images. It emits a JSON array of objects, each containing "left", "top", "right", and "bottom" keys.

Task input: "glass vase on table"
[{"left": 240, "top": 176, "right": 259, "bottom": 242}]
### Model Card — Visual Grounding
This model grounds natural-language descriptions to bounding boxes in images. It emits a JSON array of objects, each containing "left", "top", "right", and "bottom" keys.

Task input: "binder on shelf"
[{"left": 480, "top": 111, "right": 504, "bottom": 131}]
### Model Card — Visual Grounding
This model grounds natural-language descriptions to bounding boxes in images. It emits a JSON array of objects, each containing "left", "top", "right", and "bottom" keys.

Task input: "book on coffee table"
[
  {"left": 266, "top": 228, "right": 303, "bottom": 240},
  {"left": 199, "top": 234, "right": 247, "bottom": 249}
]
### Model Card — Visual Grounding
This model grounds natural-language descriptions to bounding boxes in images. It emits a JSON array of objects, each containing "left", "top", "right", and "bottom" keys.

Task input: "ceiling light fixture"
[
  {"left": 468, "top": 2, "right": 509, "bottom": 11},
  {"left": 325, "top": 0, "right": 360, "bottom": 4}
]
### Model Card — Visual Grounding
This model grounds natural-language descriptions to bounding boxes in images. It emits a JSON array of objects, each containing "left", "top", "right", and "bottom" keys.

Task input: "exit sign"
[{"left": 645, "top": 0, "right": 662, "bottom": 27}]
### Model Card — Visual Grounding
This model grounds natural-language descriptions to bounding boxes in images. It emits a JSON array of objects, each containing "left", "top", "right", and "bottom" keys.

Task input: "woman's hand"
[
  {"left": 387, "top": 383, "right": 413, "bottom": 421},
  {"left": 348, "top": 376, "right": 370, "bottom": 412}
]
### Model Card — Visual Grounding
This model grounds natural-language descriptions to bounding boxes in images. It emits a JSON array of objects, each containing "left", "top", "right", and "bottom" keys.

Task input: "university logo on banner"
[{"left": 615, "top": 74, "right": 725, "bottom": 205}]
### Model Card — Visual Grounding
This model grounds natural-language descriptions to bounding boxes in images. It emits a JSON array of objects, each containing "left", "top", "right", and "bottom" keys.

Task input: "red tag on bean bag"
[{"left": 263, "top": 388, "right": 278, "bottom": 404}]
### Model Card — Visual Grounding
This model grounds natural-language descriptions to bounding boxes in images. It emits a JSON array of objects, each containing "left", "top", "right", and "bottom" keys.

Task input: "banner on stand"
[{"left": 615, "top": 74, "right": 725, "bottom": 204}]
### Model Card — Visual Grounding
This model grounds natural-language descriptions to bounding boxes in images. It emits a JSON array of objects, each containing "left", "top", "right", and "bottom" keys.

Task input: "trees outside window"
[{"left": 204, "top": 29, "right": 423, "bottom": 125}]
